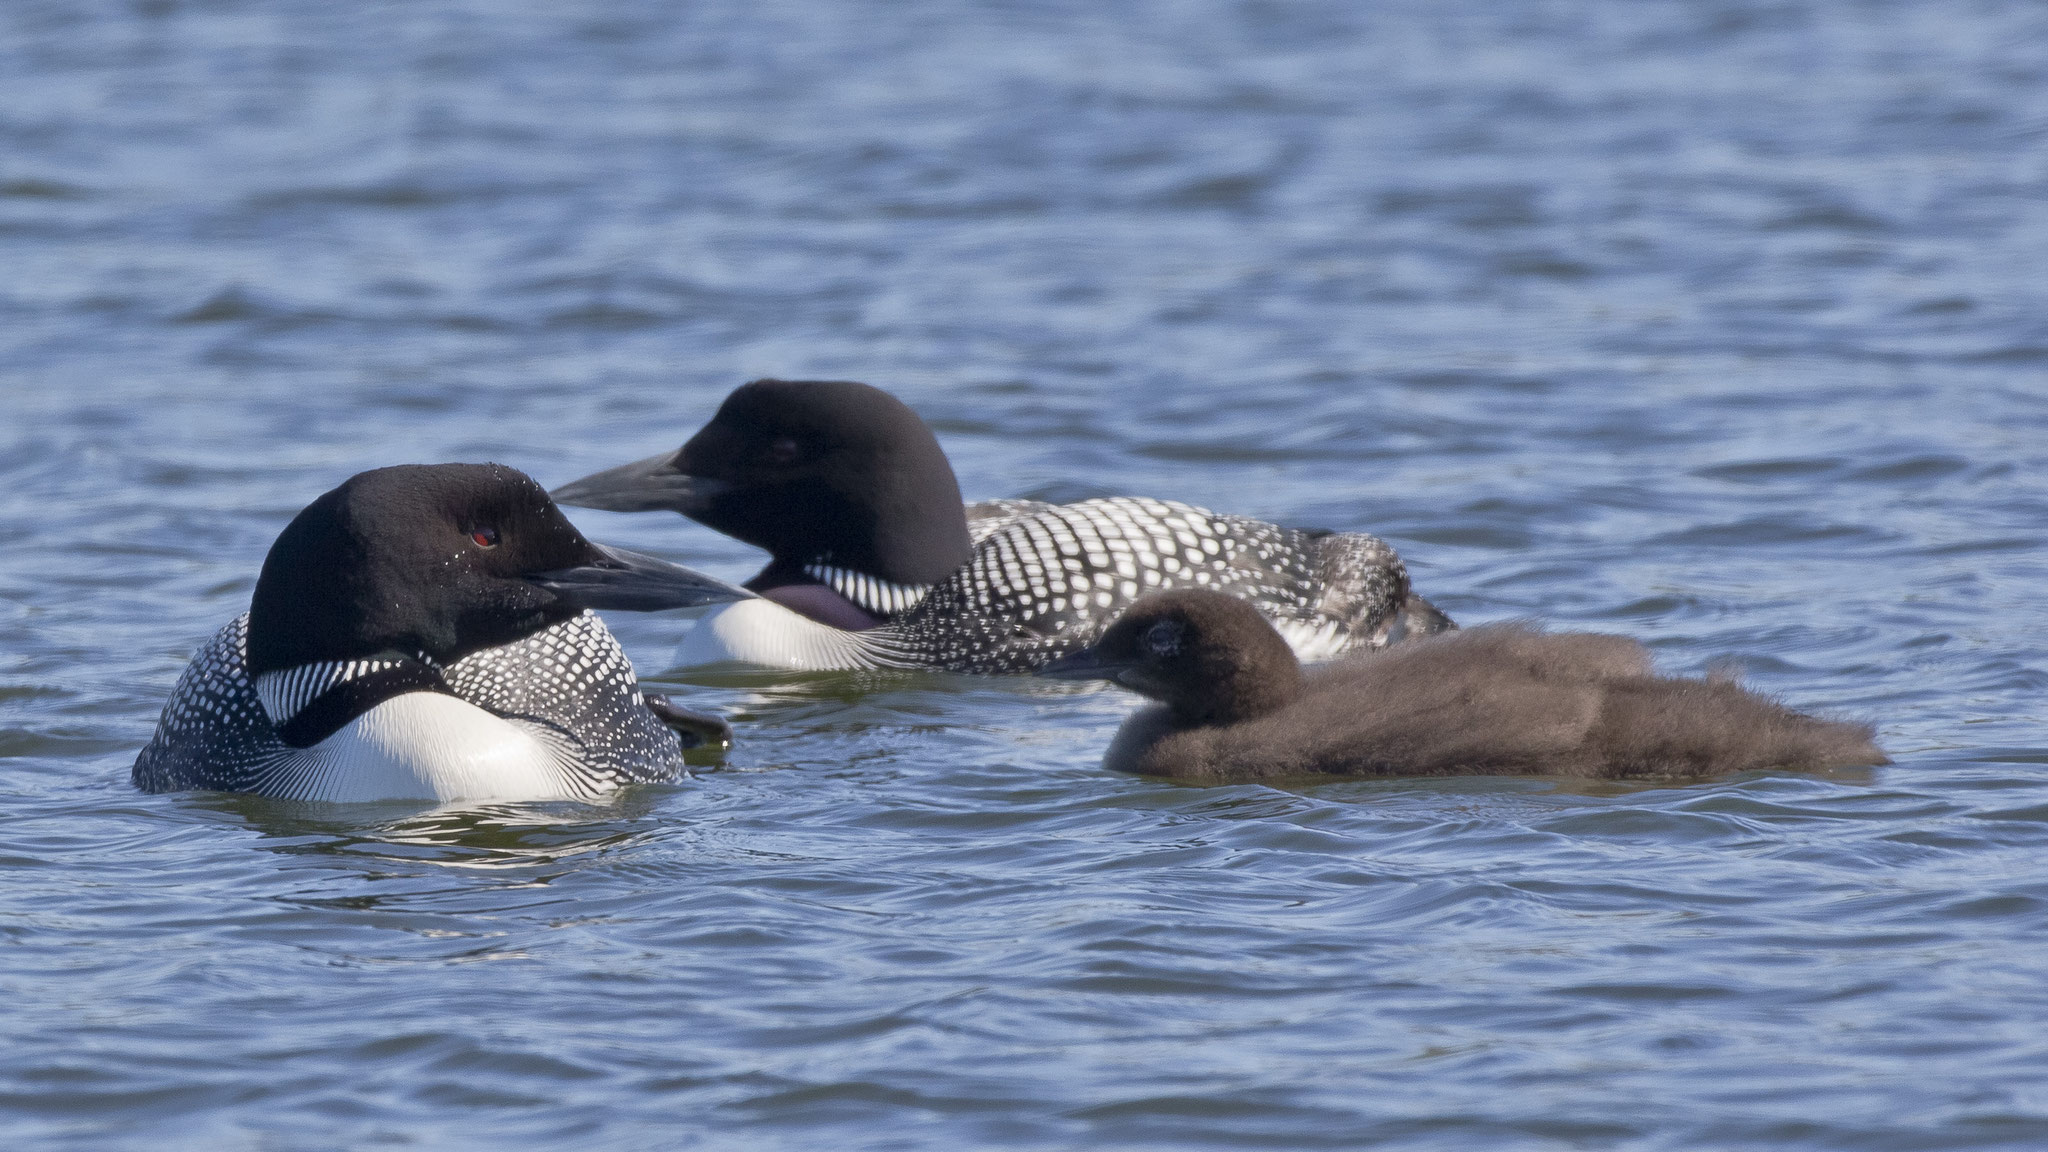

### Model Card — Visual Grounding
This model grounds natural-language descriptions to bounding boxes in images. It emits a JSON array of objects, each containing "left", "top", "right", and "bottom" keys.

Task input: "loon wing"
[
  {"left": 883, "top": 498, "right": 1420, "bottom": 673},
  {"left": 132, "top": 616, "right": 295, "bottom": 794},
  {"left": 965, "top": 498, "right": 1059, "bottom": 545},
  {"left": 440, "top": 612, "right": 686, "bottom": 786}
]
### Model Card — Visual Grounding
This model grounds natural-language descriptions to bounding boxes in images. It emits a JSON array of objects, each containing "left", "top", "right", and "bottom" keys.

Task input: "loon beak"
[
  {"left": 528, "top": 544, "right": 755, "bottom": 611},
  {"left": 1039, "top": 646, "right": 1128, "bottom": 683},
  {"left": 551, "top": 453, "right": 723, "bottom": 515}
]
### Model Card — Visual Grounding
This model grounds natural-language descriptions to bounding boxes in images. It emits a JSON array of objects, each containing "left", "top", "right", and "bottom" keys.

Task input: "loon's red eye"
[{"left": 471, "top": 527, "right": 499, "bottom": 549}]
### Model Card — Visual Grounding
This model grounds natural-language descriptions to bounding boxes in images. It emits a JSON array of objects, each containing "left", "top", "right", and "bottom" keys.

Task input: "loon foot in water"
[{"left": 645, "top": 694, "right": 734, "bottom": 750}]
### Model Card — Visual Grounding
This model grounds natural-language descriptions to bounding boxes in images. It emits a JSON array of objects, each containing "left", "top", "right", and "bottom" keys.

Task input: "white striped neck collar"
[
  {"left": 253, "top": 653, "right": 435, "bottom": 728},
  {"left": 800, "top": 562, "right": 932, "bottom": 620}
]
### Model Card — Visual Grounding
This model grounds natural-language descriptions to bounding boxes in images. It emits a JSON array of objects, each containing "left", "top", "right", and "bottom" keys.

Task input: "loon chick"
[
  {"left": 1041, "top": 589, "right": 1888, "bottom": 781},
  {"left": 551, "top": 378, "right": 1454, "bottom": 673},
  {"left": 133, "top": 463, "right": 753, "bottom": 803}
]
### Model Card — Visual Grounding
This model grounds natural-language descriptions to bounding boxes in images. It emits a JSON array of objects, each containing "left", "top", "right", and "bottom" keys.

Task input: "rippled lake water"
[{"left": 6, "top": 1, "right": 2048, "bottom": 1148}]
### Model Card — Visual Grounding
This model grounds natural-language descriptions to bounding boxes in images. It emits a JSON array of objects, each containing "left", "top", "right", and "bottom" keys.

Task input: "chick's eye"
[
  {"left": 765, "top": 437, "right": 800, "bottom": 464},
  {"left": 1142, "top": 621, "right": 1181, "bottom": 658},
  {"left": 470, "top": 527, "right": 499, "bottom": 549}
]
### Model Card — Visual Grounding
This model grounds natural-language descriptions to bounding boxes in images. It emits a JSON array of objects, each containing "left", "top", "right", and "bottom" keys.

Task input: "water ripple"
[{"left": 5, "top": 0, "right": 2048, "bottom": 1147}]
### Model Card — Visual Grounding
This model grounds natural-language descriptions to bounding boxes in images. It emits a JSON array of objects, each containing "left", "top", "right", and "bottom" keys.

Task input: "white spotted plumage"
[{"left": 683, "top": 496, "right": 1414, "bottom": 673}]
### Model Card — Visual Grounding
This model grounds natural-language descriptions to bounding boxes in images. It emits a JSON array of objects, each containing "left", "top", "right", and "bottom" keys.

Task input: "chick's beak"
[{"left": 1039, "top": 645, "right": 1128, "bottom": 683}]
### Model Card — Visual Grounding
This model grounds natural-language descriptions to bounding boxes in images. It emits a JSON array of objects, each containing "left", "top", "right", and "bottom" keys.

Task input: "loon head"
[
  {"left": 552, "top": 379, "right": 974, "bottom": 590},
  {"left": 246, "top": 462, "right": 752, "bottom": 680},
  {"left": 1041, "top": 590, "right": 1306, "bottom": 725}
]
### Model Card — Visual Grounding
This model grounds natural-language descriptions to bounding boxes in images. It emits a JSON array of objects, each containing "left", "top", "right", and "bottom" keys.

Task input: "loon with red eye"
[{"left": 132, "top": 463, "right": 755, "bottom": 802}]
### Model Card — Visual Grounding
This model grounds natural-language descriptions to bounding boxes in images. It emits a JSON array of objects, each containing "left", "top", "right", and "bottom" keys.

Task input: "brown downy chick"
[{"left": 1041, "top": 589, "right": 1888, "bottom": 782}]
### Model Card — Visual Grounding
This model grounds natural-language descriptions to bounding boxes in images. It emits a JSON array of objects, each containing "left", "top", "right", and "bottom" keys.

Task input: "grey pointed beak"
[
  {"left": 528, "top": 544, "right": 754, "bottom": 611},
  {"left": 551, "top": 452, "right": 723, "bottom": 514},
  {"left": 1039, "top": 646, "right": 1126, "bottom": 682}
]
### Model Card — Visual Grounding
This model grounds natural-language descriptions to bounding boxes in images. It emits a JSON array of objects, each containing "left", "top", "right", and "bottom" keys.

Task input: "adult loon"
[
  {"left": 551, "top": 378, "right": 1454, "bottom": 673},
  {"left": 1041, "top": 589, "right": 1888, "bottom": 781},
  {"left": 133, "top": 463, "right": 752, "bottom": 803}
]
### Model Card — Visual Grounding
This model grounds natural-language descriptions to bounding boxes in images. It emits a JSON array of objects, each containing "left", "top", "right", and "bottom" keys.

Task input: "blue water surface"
[{"left": 4, "top": 1, "right": 2048, "bottom": 1148}]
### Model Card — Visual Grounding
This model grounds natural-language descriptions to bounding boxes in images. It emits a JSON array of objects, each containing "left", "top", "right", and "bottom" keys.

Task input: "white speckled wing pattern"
[
  {"left": 870, "top": 497, "right": 1410, "bottom": 673},
  {"left": 964, "top": 498, "right": 1059, "bottom": 544},
  {"left": 133, "top": 615, "right": 295, "bottom": 794},
  {"left": 133, "top": 612, "right": 684, "bottom": 796},
  {"left": 439, "top": 612, "right": 683, "bottom": 785}
]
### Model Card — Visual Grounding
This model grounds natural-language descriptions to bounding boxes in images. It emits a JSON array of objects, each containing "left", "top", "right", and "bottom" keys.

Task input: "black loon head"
[
  {"left": 245, "top": 463, "right": 750, "bottom": 678},
  {"left": 551, "top": 379, "right": 973, "bottom": 588},
  {"left": 1041, "top": 589, "right": 1306, "bottom": 725}
]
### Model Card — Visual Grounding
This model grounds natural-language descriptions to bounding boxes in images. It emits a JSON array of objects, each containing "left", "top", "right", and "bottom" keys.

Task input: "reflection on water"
[{"left": 198, "top": 791, "right": 674, "bottom": 870}]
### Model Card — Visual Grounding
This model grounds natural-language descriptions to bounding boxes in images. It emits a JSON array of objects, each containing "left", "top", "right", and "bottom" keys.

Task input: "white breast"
[
  {"left": 261, "top": 693, "right": 591, "bottom": 803},
  {"left": 674, "top": 599, "right": 881, "bottom": 672}
]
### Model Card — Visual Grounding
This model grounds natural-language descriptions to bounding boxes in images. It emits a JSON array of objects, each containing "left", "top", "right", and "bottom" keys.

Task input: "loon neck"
[
  {"left": 746, "top": 557, "right": 933, "bottom": 630},
  {"left": 1173, "top": 659, "right": 1304, "bottom": 727},
  {"left": 709, "top": 487, "right": 969, "bottom": 592},
  {"left": 254, "top": 657, "right": 455, "bottom": 748},
  {"left": 757, "top": 581, "right": 886, "bottom": 631}
]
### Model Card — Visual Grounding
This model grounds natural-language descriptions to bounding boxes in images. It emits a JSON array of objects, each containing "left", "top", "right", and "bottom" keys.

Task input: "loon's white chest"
[
  {"left": 265, "top": 693, "right": 588, "bottom": 803},
  {"left": 675, "top": 599, "right": 881, "bottom": 671}
]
